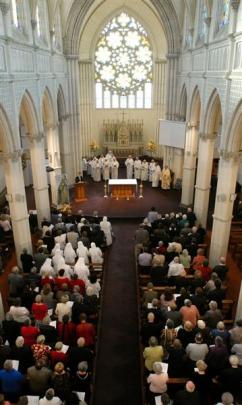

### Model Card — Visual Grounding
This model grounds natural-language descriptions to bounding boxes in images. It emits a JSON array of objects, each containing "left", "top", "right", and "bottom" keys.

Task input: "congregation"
[
  {"left": 134, "top": 207, "right": 242, "bottom": 405},
  {"left": 0, "top": 209, "right": 114, "bottom": 404}
]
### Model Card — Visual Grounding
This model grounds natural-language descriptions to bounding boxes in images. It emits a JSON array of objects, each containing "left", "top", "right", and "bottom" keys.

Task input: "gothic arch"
[
  {"left": 57, "top": 85, "right": 67, "bottom": 119},
  {"left": 178, "top": 84, "right": 187, "bottom": 121},
  {"left": 189, "top": 86, "right": 201, "bottom": 126},
  {"left": 19, "top": 90, "right": 40, "bottom": 137},
  {"left": 65, "top": 0, "right": 181, "bottom": 55},
  {"left": 0, "top": 105, "right": 15, "bottom": 153},
  {"left": 42, "top": 87, "right": 56, "bottom": 127},
  {"left": 203, "top": 89, "right": 222, "bottom": 137},
  {"left": 225, "top": 101, "right": 242, "bottom": 154}
]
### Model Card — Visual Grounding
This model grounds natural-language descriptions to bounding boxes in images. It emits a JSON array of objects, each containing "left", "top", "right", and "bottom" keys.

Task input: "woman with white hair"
[
  {"left": 51, "top": 243, "right": 63, "bottom": 257},
  {"left": 74, "top": 257, "right": 90, "bottom": 281},
  {"left": 40, "top": 258, "right": 55, "bottom": 277},
  {"left": 88, "top": 242, "right": 103, "bottom": 264},
  {"left": 10, "top": 336, "right": 33, "bottom": 374},
  {"left": 147, "top": 361, "right": 168, "bottom": 402},
  {"left": 63, "top": 242, "right": 76, "bottom": 264},
  {"left": 100, "top": 216, "right": 112, "bottom": 246},
  {"left": 76, "top": 241, "right": 89, "bottom": 264},
  {"left": 52, "top": 250, "right": 65, "bottom": 273}
]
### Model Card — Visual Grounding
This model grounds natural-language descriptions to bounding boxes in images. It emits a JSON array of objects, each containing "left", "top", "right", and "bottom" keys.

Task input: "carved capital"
[
  {"left": 199, "top": 132, "right": 214, "bottom": 140},
  {"left": 204, "top": 17, "right": 211, "bottom": 26},
  {"left": 44, "top": 123, "right": 58, "bottom": 131},
  {"left": 0, "top": 1, "right": 10, "bottom": 15},
  {"left": 28, "top": 132, "right": 45, "bottom": 143},
  {"left": 0, "top": 149, "right": 23, "bottom": 162},
  {"left": 231, "top": 0, "right": 240, "bottom": 10},
  {"left": 187, "top": 122, "right": 197, "bottom": 129},
  {"left": 219, "top": 149, "right": 241, "bottom": 161}
]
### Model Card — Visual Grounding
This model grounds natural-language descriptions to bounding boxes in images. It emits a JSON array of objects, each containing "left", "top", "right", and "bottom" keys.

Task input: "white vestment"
[
  {"left": 111, "top": 160, "right": 119, "bottom": 179},
  {"left": 140, "top": 162, "right": 149, "bottom": 181},
  {"left": 152, "top": 165, "right": 161, "bottom": 187},
  {"left": 125, "top": 158, "right": 134, "bottom": 179},
  {"left": 100, "top": 216, "right": 112, "bottom": 246},
  {"left": 149, "top": 162, "right": 156, "bottom": 182},
  {"left": 134, "top": 159, "right": 142, "bottom": 179}
]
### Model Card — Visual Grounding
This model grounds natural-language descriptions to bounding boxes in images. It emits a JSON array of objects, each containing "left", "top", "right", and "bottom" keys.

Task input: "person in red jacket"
[
  {"left": 50, "top": 341, "right": 68, "bottom": 367},
  {"left": 69, "top": 274, "right": 85, "bottom": 295},
  {"left": 31, "top": 295, "right": 48, "bottom": 324},
  {"left": 55, "top": 269, "right": 70, "bottom": 290},
  {"left": 200, "top": 260, "right": 212, "bottom": 282},
  {"left": 57, "top": 314, "right": 76, "bottom": 346},
  {"left": 21, "top": 318, "right": 39, "bottom": 347},
  {"left": 76, "top": 313, "right": 96, "bottom": 348}
]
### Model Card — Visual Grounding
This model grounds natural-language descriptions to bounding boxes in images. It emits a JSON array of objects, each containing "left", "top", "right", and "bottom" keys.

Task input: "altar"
[{"left": 108, "top": 179, "right": 137, "bottom": 200}]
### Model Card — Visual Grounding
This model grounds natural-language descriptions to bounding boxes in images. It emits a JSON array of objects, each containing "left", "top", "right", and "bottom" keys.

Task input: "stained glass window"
[
  {"left": 95, "top": 12, "right": 153, "bottom": 109},
  {"left": 217, "top": 0, "right": 230, "bottom": 32},
  {"left": 197, "top": 1, "right": 208, "bottom": 42}
]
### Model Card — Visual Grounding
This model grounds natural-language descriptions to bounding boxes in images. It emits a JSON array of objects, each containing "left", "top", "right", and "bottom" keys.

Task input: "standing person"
[
  {"left": 134, "top": 157, "right": 142, "bottom": 180},
  {"left": 125, "top": 155, "right": 134, "bottom": 179},
  {"left": 100, "top": 216, "right": 113, "bottom": 246},
  {"left": 152, "top": 162, "right": 161, "bottom": 188},
  {"left": 149, "top": 159, "right": 156, "bottom": 182},
  {"left": 141, "top": 160, "right": 149, "bottom": 182},
  {"left": 0, "top": 360, "right": 23, "bottom": 403},
  {"left": 102, "top": 158, "right": 110, "bottom": 181},
  {"left": 161, "top": 165, "right": 171, "bottom": 190},
  {"left": 111, "top": 157, "right": 119, "bottom": 179}
]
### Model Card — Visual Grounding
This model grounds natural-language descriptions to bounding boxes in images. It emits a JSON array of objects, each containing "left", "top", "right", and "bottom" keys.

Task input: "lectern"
[{"left": 75, "top": 182, "right": 87, "bottom": 202}]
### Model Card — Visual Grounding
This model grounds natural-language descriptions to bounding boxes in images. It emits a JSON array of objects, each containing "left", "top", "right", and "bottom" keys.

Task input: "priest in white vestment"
[
  {"left": 149, "top": 159, "right": 156, "bottom": 182},
  {"left": 111, "top": 157, "right": 119, "bottom": 179},
  {"left": 92, "top": 158, "right": 101, "bottom": 182},
  {"left": 140, "top": 160, "right": 149, "bottom": 181},
  {"left": 125, "top": 155, "right": 134, "bottom": 179},
  {"left": 102, "top": 158, "right": 110, "bottom": 181},
  {"left": 152, "top": 162, "right": 161, "bottom": 187},
  {"left": 134, "top": 157, "right": 141, "bottom": 179}
]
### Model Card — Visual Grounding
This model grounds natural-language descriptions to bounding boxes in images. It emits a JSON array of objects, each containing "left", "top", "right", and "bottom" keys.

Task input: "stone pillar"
[
  {"left": 209, "top": 152, "right": 240, "bottom": 266},
  {"left": 46, "top": 124, "right": 62, "bottom": 205},
  {"left": 172, "top": 148, "right": 184, "bottom": 184},
  {"left": 0, "top": 1, "right": 10, "bottom": 37},
  {"left": 59, "top": 115, "right": 72, "bottom": 183},
  {"left": 194, "top": 133, "right": 215, "bottom": 227},
  {"left": 29, "top": 133, "right": 50, "bottom": 224},
  {"left": 1, "top": 150, "right": 32, "bottom": 265},
  {"left": 67, "top": 55, "right": 81, "bottom": 180},
  {"left": 181, "top": 123, "right": 199, "bottom": 206},
  {"left": 154, "top": 59, "right": 167, "bottom": 158},
  {"left": 165, "top": 54, "right": 179, "bottom": 121},
  {"left": 79, "top": 60, "right": 94, "bottom": 157}
]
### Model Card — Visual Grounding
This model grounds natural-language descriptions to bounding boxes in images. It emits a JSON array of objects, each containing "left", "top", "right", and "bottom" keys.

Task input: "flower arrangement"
[
  {"left": 146, "top": 140, "right": 156, "bottom": 153},
  {"left": 90, "top": 141, "right": 99, "bottom": 152}
]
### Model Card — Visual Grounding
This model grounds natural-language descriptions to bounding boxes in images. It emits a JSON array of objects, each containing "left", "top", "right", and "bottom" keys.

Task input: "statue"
[
  {"left": 118, "top": 121, "right": 130, "bottom": 146},
  {"left": 58, "top": 174, "right": 69, "bottom": 206}
]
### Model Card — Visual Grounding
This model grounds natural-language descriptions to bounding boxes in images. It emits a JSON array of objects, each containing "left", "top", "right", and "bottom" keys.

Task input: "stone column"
[
  {"left": 45, "top": 124, "right": 62, "bottom": 205},
  {"left": 59, "top": 115, "right": 72, "bottom": 182},
  {"left": 194, "top": 133, "right": 215, "bottom": 227},
  {"left": 0, "top": 1, "right": 10, "bottom": 37},
  {"left": 209, "top": 151, "right": 240, "bottom": 266},
  {"left": 172, "top": 148, "right": 184, "bottom": 184},
  {"left": 67, "top": 55, "right": 81, "bottom": 180},
  {"left": 154, "top": 59, "right": 167, "bottom": 158},
  {"left": 181, "top": 123, "right": 199, "bottom": 206},
  {"left": 165, "top": 53, "right": 179, "bottom": 121},
  {"left": 79, "top": 60, "right": 94, "bottom": 157},
  {"left": 1, "top": 150, "right": 32, "bottom": 265},
  {"left": 29, "top": 133, "right": 50, "bottom": 224}
]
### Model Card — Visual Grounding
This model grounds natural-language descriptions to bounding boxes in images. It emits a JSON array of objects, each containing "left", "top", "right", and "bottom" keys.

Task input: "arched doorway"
[
  {"left": 19, "top": 91, "right": 50, "bottom": 224},
  {"left": 42, "top": 88, "right": 62, "bottom": 205},
  {"left": 194, "top": 90, "right": 222, "bottom": 227},
  {"left": 0, "top": 105, "right": 32, "bottom": 263},
  {"left": 181, "top": 86, "right": 201, "bottom": 206}
]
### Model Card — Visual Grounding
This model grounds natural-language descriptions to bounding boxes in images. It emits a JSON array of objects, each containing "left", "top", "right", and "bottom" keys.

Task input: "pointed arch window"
[
  {"left": 197, "top": 1, "right": 208, "bottom": 43},
  {"left": 95, "top": 12, "right": 153, "bottom": 109},
  {"left": 11, "top": 0, "right": 25, "bottom": 28},
  {"left": 215, "top": 0, "right": 230, "bottom": 34}
]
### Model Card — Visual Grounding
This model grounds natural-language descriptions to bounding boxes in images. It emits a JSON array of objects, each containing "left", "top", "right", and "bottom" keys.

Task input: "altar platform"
[{"left": 108, "top": 179, "right": 137, "bottom": 199}]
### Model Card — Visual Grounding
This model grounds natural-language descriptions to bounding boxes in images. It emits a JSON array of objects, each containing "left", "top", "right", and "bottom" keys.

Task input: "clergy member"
[
  {"left": 125, "top": 155, "right": 134, "bottom": 179},
  {"left": 149, "top": 159, "right": 156, "bottom": 182},
  {"left": 140, "top": 160, "right": 149, "bottom": 182},
  {"left": 111, "top": 157, "right": 119, "bottom": 179},
  {"left": 161, "top": 165, "right": 171, "bottom": 190},
  {"left": 102, "top": 158, "right": 110, "bottom": 181},
  {"left": 134, "top": 157, "right": 142, "bottom": 180},
  {"left": 152, "top": 162, "right": 161, "bottom": 187}
]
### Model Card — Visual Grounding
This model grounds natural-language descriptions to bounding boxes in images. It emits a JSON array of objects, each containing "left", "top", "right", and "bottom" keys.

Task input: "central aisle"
[{"left": 93, "top": 219, "right": 143, "bottom": 405}]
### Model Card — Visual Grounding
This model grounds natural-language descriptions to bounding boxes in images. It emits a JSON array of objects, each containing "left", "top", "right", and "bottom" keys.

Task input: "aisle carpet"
[{"left": 93, "top": 219, "right": 143, "bottom": 405}]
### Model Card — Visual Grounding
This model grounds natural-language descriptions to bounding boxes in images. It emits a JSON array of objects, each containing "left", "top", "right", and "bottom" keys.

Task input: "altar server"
[
  {"left": 125, "top": 155, "right": 134, "bottom": 179},
  {"left": 152, "top": 162, "right": 161, "bottom": 187},
  {"left": 149, "top": 159, "right": 156, "bottom": 182},
  {"left": 111, "top": 157, "right": 119, "bottom": 179},
  {"left": 134, "top": 157, "right": 142, "bottom": 180},
  {"left": 140, "top": 159, "right": 149, "bottom": 182},
  {"left": 92, "top": 158, "right": 101, "bottom": 182}
]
